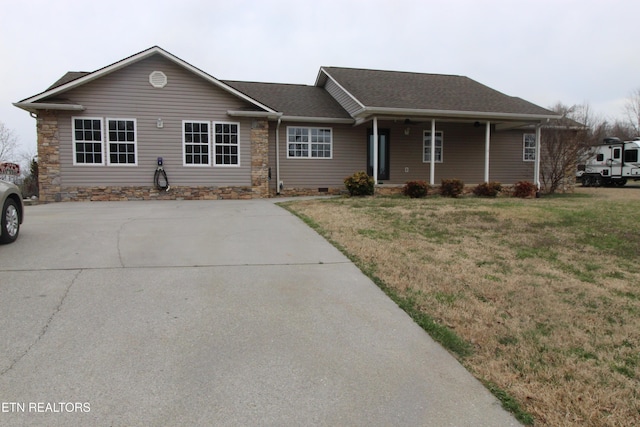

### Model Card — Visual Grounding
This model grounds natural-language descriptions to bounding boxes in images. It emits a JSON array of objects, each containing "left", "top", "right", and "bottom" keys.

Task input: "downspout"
[
  {"left": 534, "top": 123, "right": 542, "bottom": 193},
  {"left": 430, "top": 119, "right": 436, "bottom": 185},
  {"left": 484, "top": 121, "right": 491, "bottom": 182},
  {"left": 275, "top": 117, "right": 282, "bottom": 194}
]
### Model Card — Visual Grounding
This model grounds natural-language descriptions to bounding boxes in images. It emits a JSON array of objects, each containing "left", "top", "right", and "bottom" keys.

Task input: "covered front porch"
[{"left": 363, "top": 115, "right": 543, "bottom": 188}]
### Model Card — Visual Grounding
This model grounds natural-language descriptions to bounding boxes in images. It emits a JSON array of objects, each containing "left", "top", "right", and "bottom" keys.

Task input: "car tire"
[{"left": 1, "top": 198, "right": 20, "bottom": 244}]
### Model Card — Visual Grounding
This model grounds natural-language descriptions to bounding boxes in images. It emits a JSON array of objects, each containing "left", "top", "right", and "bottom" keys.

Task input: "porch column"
[
  {"left": 430, "top": 119, "right": 436, "bottom": 185},
  {"left": 484, "top": 121, "right": 491, "bottom": 182},
  {"left": 534, "top": 123, "right": 542, "bottom": 189},
  {"left": 373, "top": 116, "right": 379, "bottom": 185}
]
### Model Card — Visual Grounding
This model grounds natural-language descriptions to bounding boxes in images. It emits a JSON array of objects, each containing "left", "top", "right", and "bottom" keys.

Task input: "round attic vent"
[{"left": 149, "top": 71, "right": 167, "bottom": 88}]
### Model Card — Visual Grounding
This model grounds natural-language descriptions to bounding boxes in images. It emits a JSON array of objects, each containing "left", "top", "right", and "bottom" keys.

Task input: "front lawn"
[{"left": 281, "top": 190, "right": 640, "bottom": 426}]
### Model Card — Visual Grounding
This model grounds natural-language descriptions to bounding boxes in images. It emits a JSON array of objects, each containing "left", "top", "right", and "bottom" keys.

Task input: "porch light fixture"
[
  {"left": 157, "top": 118, "right": 164, "bottom": 128},
  {"left": 404, "top": 127, "right": 411, "bottom": 136}
]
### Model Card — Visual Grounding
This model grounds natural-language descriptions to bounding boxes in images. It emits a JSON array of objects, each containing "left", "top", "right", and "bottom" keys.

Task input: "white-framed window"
[
  {"left": 107, "top": 118, "right": 137, "bottom": 165},
  {"left": 287, "top": 127, "right": 332, "bottom": 159},
  {"left": 183, "top": 121, "right": 211, "bottom": 166},
  {"left": 523, "top": 133, "right": 536, "bottom": 161},
  {"left": 423, "top": 131, "right": 443, "bottom": 163},
  {"left": 73, "top": 117, "right": 104, "bottom": 165},
  {"left": 213, "top": 122, "right": 240, "bottom": 166}
]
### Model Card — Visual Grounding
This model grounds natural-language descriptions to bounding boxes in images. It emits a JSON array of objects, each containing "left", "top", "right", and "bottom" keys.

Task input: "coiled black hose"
[{"left": 154, "top": 167, "right": 170, "bottom": 191}]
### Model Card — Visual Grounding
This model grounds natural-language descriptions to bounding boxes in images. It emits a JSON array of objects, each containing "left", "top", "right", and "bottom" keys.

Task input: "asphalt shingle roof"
[
  {"left": 40, "top": 61, "right": 555, "bottom": 121},
  {"left": 223, "top": 81, "right": 352, "bottom": 119},
  {"left": 47, "top": 72, "right": 91, "bottom": 90},
  {"left": 320, "top": 67, "right": 555, "bottom": 116}
]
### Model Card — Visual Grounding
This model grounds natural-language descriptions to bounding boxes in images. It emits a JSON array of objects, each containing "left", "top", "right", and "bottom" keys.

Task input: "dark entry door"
[{"left": 367, "top": 129, "right": 390, "bottom": 181}]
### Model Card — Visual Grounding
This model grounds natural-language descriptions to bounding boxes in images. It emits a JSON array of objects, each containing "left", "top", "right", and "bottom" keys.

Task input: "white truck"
[{"left": 578, "top": 137, "right": 640, "bottom": 187}]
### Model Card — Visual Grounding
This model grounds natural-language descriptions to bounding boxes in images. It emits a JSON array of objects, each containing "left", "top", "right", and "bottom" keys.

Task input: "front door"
[{"left": 367, "top": 129, "right": 390, "bottom": 181}]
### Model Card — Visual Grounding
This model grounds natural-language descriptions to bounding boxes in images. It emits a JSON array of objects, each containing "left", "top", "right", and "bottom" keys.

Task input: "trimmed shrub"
[
  {"left": 473, "top": 181, "right": 502, "bottom": 197},
  {"left": 512, "top": 181, "right": 537, "bottom": 198},
  {"left": 403, "top": 180, "right": 430, "bottom": 198},
  {"left": 344, "top": 171, "right": 374, "bottom": 196},
  {"left": 440, "top": 179, "right": 464, "bottom": 198}
]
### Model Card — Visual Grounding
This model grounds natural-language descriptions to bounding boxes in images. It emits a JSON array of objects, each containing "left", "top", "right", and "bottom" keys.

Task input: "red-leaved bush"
[
  {"left": 512, "top": 181, "right": 537, "bottom": 198},
  {"left": 403, "top": 180, "right": 430, "bottom": 198},
  {"left": 440, "top": 179, "right": 464, "bottom": 198},
  {"left": 473, "top": 182, "right": 502, "bottom": 197}
]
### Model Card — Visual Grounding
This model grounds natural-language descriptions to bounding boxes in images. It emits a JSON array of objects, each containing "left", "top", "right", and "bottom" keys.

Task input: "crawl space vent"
[{"left": 149, "top": 71, "right": 167, "bottom": 88}]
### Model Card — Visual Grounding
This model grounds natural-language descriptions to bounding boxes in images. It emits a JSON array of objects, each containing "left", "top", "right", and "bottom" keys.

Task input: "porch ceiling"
[{"left": 352, "top": 108, "right": 554, "bottom": 128}]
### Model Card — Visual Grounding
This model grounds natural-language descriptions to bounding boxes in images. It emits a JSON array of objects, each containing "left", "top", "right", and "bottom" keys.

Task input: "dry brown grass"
[{"left": 283, "top": 186, "right": 640, "bottom": 426}]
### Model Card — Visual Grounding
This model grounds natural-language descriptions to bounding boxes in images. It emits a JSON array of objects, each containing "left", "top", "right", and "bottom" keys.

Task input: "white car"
[{"left": 0, "top": 180, "right": 24, "bottom": 243}]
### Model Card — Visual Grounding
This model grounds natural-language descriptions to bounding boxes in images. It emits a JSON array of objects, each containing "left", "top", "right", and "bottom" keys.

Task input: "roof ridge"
[{"left": 321, "top": 66, "right": 464, "bottom": 78}]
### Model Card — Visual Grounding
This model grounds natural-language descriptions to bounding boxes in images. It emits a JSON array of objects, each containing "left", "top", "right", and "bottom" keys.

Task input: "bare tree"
[
  {"left": 540, "top": 103, "right": 591, "bottom": 194},
  {"left": 0, "top": 121, "right": 19, "bottom": 163},
  {"left": 623, "top": 88, "right": 640, "bottom": 136}
]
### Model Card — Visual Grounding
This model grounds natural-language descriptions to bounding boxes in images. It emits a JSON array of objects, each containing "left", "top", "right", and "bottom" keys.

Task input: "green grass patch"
[
  {"left": 356, "top": 228, "right": 395, "bottom": 240},
  {"left": 433, "top": 291, "right": 460, "bottom": 306},
  {"left": 568, "top": 347, "right": 598, "bottom": 361},
  {"left": 612, "top": 290, "right": 640, "bottom": 301},
  {"left": 481, "top": 380, "right": 534, "bottom": 425}
]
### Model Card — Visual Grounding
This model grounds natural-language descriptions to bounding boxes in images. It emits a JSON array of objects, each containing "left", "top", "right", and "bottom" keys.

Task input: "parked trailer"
[{"left": 577, "top": 137, "right": 640, "bottom": 187}]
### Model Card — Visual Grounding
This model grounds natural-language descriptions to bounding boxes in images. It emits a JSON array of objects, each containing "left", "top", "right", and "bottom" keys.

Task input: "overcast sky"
[{"left": 2, "top": 0, "right": 639, "bottom": 160}]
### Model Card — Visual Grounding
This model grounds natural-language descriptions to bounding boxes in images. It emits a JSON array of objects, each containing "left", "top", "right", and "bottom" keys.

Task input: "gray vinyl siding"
[
  {"left": 387, "top": 123, "right": 535, "bottom": 185},
  {"left": 270, "top": 122, "right": 365, "bottom": 190},
  {"left": 53, "top": 55, "right": 254, "bottom": 187},
  {"left": 323, "top": 79, "right": 362, "bottom": 116},
  {"left": 486, "top": 130, "right": 535, "bottom": 183}
]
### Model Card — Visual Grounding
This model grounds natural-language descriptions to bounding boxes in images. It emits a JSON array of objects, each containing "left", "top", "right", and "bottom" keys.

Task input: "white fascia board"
[
  {"left": 13, "top": 102, "right": 85, "bottom": 113},
  {"left": 314, "top": 68, "right": 328, "bottom": 86},
  {"left": 315, "top": 68, "right": 366, "bottom": 110},
  {"left": 18, "top": 46, "right": 278, "bottom": 114},
  {"left": 280, "top": 115, "right": 354, "bottom": 124},
  {"left": 353, "top": 107, "right": 560, "bottom": 123},
  {"left": 227, "top": 110, "right": 354, "bottom": 124},
  {"left": 226, "top": 110, "right": 282, "bottom": 120}
]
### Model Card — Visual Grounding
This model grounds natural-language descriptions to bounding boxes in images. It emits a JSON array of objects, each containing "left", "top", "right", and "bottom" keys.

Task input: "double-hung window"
[
  {"left": 287, "top": 127, "right": 332, "bottom": 159},
  {"left": 183, "top": 121, "right": 211, "bottom": 166},
  {"left": 73, "top": 118, "right": 104, "bottom": 165},
  {"left": 107, "top": 119, "right": 137, "bottom": 165},
  {"left": 423, "top": 131, "right": 443, "bottom": 163},
  {"left": 523, "top": 133, "right": 536, "bottom": 161},
  {"left": 214, "top": 122, "right": 240, "bottom": 166}
]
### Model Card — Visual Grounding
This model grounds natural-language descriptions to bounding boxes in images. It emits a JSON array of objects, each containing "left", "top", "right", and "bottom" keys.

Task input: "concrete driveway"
[{"left": 0, "top": 200, "right": 518, "bottom": 426}]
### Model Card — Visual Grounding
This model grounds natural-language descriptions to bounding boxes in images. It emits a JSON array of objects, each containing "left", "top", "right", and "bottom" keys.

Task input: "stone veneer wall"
[
  {"left": 35, "top": 115, "right": 272, "bottom": 202},
  {"left": 56, "top": 186, "right": 254, "bottom": 201},
  {"left": 250, "top": 119, "right": 269, "bottom": 198},
  {"left": 37, "top": 111, "right": 62, "bottom": 202}
]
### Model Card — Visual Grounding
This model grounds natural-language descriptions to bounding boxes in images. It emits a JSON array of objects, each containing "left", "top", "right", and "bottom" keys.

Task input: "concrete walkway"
[{"left": 0, "top": 200, "right": 519, "bottom": 426}]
